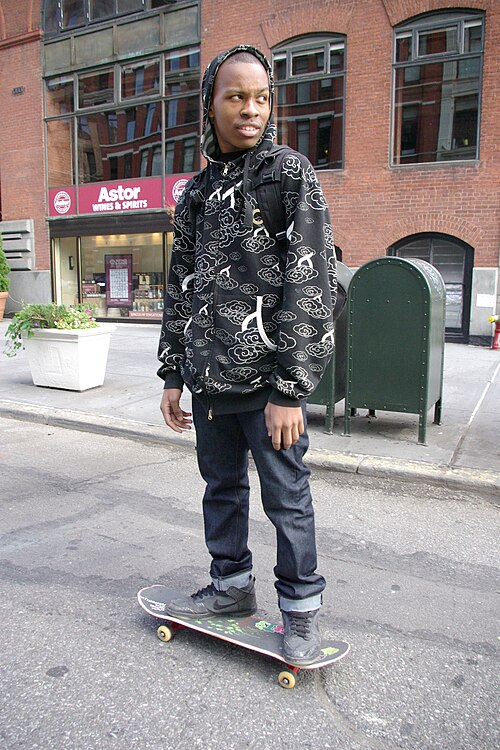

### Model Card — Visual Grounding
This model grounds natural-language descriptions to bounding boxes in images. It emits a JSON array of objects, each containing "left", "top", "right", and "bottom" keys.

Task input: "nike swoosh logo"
[{"left": 211, "top": 599, "right": 238, "bottom": 612}]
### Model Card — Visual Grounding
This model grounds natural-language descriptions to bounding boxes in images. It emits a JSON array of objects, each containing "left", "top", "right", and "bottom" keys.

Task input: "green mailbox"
[
  {"left": 343, "top": 257, "right": 445, "bottom": 445},
  {"left": 308, "top": 261, "right": 353, "bottom": 433}
]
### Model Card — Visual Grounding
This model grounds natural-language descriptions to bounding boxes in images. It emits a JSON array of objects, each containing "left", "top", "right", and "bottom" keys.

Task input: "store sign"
[
  {"left": 49, "top": 175, "right": 194, "bottom": 218},
  {"left": 49, "top": 187, "right": 77, "bottom": 217},
  {"left": 165, "top": 175, "right": 192, "bottom": 205},
  {"left": 79, "top": 178, "right": 163, "bottom": 214}
]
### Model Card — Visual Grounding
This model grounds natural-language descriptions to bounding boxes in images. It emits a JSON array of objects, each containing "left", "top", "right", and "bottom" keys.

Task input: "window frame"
[
  {"left": 44, "top": 45, "right": 200, "bottom": 190},
  {"left": 391, "top": 11, "right": 484, "bottom": 167},
  {"left": 272, "top": 34, "right": 346, "bottom": 171}
]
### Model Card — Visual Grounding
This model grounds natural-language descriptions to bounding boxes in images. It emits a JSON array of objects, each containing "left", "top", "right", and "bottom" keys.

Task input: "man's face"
[{"left": 208, "top": 59, "right": 271, "bottom": 153}]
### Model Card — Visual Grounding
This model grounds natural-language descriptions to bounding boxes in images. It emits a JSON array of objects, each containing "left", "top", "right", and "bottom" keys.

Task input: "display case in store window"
[
  {"left": 130, "top": 274, "right": 164, "bottom": 319},
  {"left": 82, "top": 279, "right": 108, "bottom": 317}
]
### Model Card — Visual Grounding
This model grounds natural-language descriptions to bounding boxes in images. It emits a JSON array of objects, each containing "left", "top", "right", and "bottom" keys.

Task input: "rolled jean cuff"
[
  {"left": 212, "top": 569, "right": 253, "bottom": 591},
  {"left": 279, "top": 594, "right": 323, "bottom": 612}
]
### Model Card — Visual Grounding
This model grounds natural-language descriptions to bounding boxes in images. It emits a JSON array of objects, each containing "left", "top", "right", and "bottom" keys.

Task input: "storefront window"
[{"left": 79, "top": 232, "right": 169, "bottom": 319}]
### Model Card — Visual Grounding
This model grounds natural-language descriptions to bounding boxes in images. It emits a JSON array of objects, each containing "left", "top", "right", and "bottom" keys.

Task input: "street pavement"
[
  {"left": 0, "top": 319, "right": 499, "bottom": 495},
  {"left": 0, "top": 417, "right": 498, "bottom": 750}
]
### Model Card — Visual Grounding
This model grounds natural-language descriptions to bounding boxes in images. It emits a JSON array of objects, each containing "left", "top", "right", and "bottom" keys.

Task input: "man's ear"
[{"left": 208, "top": 100, "right": 214, "bottom": 119}]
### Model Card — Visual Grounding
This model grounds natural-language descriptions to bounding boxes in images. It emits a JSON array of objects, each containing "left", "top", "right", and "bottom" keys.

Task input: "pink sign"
[
  {"left": 79, "top": 178, "right": 163, "bottom": 214},
  {"left": 49, "top": 187, "right": 77, "bottom": 217},
  {"left": 165, "top": 175, "right": 194, "bottom": 205},
  {"left": 48, "top": 174, "right": 195, "bottom": 218}
]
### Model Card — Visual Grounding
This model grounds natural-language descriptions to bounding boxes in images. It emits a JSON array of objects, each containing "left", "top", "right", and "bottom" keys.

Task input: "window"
[
  {"left": 182, "top": 138, "right": 196, "bottom": 173},
  {"left": 164, "top": 46, "right": 201, "bottom": 172},
  {"left": 121, "top": 59, "right": 160, "bottom": 100},
  {"left": 46, "top": 46, "right": 199, "bottom": 189},
  {"left": 76, "top": 104, "right": 162, "bottom": 182},
  {"left": 47, "top": 118, "right": 74, "bottom": 186},
  {"left": 62, "top": 0, "right": 85, "bottom": 29},
  {"left": 90, "top": 0, "right": 115, "bottom": 22},
  {"left": 46, "top": 75, "right": 74, "bottom": 117},
  {"left": 78, "top": 69, "right": 114, "bottom": 109},
  {"left": 44, "top": 0, "right": 149, "bottom": 33},
  {"left": 165, "top": 141, "right": 175, "bottom": 175},
  {"left": 273, "top": 36, "right": 345, "bottom": 169},
  {"left": 392, "top": 11, "right": 484, "bottom": 165}
]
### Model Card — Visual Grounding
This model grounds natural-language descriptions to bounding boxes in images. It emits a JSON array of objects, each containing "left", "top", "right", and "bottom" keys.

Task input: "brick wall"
[
  {"left": 0, "top": 0, "right": 48, "bottom": 270},
  {"left": 203, "top": 0, "right": 500, "bottom": 268},
  {"left": 0, "top": 0, "right": 498, "bottom": 279}
]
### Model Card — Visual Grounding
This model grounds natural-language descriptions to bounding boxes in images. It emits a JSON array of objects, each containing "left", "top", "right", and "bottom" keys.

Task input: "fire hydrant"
[
  {"left": 489, "top": 315, "right": 500, "bottom": 350},
  {"left": 492, "top": 322, "right": 500, "bottom": 351}
]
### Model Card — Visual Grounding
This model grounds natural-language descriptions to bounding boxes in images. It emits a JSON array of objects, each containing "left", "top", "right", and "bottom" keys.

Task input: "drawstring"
[{"left": 242, "top": 151, "right": 254, "bottom": 229}]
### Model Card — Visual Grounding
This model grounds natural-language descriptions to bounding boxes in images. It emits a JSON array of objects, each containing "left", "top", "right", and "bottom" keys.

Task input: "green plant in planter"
[
  {"left": 4, "top": 303, "right": 98, "bottom": 357},
  {"left": 0, "top": 236, "right": 10, "bottom": 293}
]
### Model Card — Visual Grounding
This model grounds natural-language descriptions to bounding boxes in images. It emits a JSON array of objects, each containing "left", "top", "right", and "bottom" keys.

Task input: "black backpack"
[{"left": 252, "top": 145, "right": 347, "bottom": 322}]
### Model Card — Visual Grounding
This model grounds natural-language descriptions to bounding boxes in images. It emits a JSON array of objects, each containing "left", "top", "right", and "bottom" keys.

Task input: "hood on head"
[{"left": 201, "top": 45, "right": 276, "bottom": 161}]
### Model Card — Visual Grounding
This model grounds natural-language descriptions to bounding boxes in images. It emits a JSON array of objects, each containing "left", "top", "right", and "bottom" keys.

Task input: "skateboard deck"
[{"left": 138, "top": 584, "right": 350, "bottom": 688}]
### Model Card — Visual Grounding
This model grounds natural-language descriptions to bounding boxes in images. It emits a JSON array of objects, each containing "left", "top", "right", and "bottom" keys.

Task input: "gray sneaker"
[
  {"left": 282, "top": 609, "right": 321, "bottom": 665},
  {"left": 166, "top": 579, "right": 257, "bottom": 619}
]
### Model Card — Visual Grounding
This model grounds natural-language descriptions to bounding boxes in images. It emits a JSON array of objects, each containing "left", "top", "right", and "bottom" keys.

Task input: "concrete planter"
[
  {"left": 24, "top": 324, "right": 115, "bottom": 391},
  {"left": 0, "top": 291, "right": 8, "bottom": 321}
]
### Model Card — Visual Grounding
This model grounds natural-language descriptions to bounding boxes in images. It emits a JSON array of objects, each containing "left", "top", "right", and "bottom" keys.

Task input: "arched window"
[
  {"left": 272, "top": 35, "right": 346, "bottom": 170},
  {"left": 389, "top": 233, "right": 474, "bottom": 342},
  {"left": 392, "top": 10, "right": 484, "bottom": 165}
]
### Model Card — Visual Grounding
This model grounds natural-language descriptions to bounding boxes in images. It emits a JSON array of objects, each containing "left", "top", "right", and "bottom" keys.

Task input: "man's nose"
[{"left": 241, "top": 97, "right": 259, "bottom": 117}]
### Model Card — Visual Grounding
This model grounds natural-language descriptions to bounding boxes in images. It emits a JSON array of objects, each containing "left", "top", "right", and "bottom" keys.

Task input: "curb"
[
  {"left": 1, "top": 400, "right": 499, "bottom": 496},
  {"left": 307, "top": 447, "right": 500, "bottom": 494}
]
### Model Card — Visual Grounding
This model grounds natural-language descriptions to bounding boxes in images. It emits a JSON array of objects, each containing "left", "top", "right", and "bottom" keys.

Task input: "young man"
[{"left": 158, "top": 45, "right": 337, "bottom": 665}]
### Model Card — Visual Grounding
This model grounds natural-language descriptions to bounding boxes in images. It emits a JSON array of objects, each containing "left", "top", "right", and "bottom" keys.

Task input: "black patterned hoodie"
[{"left": 157, "top": 45, "right": 337, "bottom": 415}]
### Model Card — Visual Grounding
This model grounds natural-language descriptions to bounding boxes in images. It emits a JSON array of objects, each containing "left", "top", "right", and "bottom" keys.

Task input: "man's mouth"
[{"left": 237, "top": 124, "right": 261, "bottom": 134}]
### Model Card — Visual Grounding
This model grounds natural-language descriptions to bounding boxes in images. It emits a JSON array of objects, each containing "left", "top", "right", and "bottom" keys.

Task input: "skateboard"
[{"left": 137, "top": 584, "right": 350, "bottom": 689}]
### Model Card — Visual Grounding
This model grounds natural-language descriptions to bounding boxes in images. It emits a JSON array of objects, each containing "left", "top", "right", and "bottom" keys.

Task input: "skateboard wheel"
[
  {"left": 278, "top": 671, "right": 296, "bottom": 689},
  {"left": 157, "top": 625, "right": 173, "bottom": 643}
]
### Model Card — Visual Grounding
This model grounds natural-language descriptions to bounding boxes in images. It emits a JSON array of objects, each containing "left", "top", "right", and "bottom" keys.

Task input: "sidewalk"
[{"left": 1, "top": 320, "right": 499, "bottom": 494}]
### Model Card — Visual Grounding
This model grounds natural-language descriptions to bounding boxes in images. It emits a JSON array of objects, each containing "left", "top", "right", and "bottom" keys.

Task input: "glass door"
[{"left": 53, "top": 237, "right": 79, "bottom": 306}]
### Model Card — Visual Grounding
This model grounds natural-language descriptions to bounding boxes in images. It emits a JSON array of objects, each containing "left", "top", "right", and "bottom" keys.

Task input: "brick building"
[{"left": 0, "top": 0, "right": 498, "bottom": 342}]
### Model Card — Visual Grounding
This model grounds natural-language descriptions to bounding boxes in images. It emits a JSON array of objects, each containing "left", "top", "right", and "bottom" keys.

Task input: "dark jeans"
[{"left": 192, "top": 399, "right": 325, "bottom": 606}]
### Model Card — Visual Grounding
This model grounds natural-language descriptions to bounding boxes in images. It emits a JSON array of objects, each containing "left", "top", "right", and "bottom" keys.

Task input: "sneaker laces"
[
  {"left": 287, "top": 611, "right": 314, "bottom": 639},
  {"left": 191, "top": 583, "right": 218, "bottom": 601}
]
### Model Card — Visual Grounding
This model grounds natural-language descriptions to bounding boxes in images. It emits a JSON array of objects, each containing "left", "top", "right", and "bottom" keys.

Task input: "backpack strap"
[
  {"left": 252, "top": 145, "right": 291, "bottom": 242},
  {"left": 186, "top": 167, "right": 207, "bottom": 226}
]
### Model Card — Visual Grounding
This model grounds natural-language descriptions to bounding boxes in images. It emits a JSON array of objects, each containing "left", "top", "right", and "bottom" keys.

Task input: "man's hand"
[
  {"left": 160, "top": 388, "right": 192, "bottom": 433},
  {"left": 264, "top": 402, "right": 304, "bottom": 451}
]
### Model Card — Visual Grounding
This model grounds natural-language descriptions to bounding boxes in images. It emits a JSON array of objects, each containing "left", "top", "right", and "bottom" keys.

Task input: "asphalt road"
[{"left": 0, "top": 416, "right": 498, "bottom": 750}]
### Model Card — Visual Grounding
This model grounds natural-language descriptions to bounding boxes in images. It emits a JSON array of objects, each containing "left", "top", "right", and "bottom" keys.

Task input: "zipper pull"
[
  {"left": 208, "top": 408, "right": 213, "bottom": 420},
  {"left": 222, "top": 163, "right": 230, "bottom": 176}
]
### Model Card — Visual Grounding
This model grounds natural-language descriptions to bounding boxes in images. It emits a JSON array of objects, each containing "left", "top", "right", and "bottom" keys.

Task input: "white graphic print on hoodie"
[{"left": 158, "top": 45, "right": 337, "bottom": 416}]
